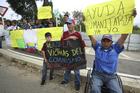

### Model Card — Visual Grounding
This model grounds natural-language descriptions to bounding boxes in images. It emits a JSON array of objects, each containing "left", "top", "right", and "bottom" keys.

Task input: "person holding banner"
[
  {"left": 88, "top": 9, "right": 136, "bottom": 93},
  {"left": 61, "top": 18, "right": 86, "bottom": 91},
  {"left": 40, "top": 32, "right": 54, "bottom": 85}
]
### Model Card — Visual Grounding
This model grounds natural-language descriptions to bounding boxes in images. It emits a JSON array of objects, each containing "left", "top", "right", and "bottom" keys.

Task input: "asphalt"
[{"left": 0, "top": 55, "right": 86, "bottom": 93}]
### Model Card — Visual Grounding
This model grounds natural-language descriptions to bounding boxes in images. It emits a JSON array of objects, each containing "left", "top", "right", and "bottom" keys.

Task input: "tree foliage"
[
  {"left": 7, "top": 0, "right": 53, "bottom": 20},
  {"left": 133, "top": 25, "right": 140, "bottom": 34},
  {"left": 72, "top": 11, "right": 86, "bottom": 32},
  {"left": 7, "top": 0, "right": 38, "bottom": 19}
]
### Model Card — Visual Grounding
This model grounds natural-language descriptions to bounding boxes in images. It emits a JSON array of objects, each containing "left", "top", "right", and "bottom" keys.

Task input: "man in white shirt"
[{"left": 63, "top": 14, "right": 69, "bottom": 32}]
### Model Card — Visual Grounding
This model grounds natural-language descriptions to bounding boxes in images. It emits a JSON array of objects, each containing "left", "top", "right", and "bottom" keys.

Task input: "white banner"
[{"left": 23, "top": 29, "right": 37, "bottom": 46}]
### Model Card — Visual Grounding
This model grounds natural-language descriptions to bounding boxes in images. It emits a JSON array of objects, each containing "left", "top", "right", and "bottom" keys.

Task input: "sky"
[{"left": 0, "top": 0, "right": 140, "bottom": 26}]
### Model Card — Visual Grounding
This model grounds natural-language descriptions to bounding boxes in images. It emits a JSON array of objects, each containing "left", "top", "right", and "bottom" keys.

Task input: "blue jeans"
[
  {"left": 90, "top": 71, "right": 122, "bottom": 93},
  {"left": 41, "top": 61, "right": 54, "bottom": 81},
  {"left": 63, "top": 69, "right": 80, "bottom": 86}
]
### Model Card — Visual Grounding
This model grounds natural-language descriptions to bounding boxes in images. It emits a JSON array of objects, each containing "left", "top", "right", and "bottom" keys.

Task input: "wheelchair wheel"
[
  {"left": 116, "top": 74, "right": 124, "bottom": 93},
  {"left": 84, "top": 69, "right": 92, "bottom": 93}
]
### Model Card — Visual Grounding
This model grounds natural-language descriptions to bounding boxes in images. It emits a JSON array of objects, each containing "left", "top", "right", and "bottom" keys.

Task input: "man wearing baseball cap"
[
  {"left": 61, "top": 18, "right": 85, "bottom": 91},
  {"left": 88, "top": 9, "right": 137, "bottom": 93}
]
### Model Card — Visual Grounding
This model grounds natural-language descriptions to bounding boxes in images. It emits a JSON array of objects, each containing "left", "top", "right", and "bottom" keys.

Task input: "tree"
[
  {"left": 133, "top": 25, "right": 140, "bottom": 34},
  {"left": 7, "top": 0, "right": 53, "bottom": 20},
  {"left": 7, "top": 0, "right": 38, "bottom": 20},
  {"left": 72, "top": 10, "right": 86, "bottom": 32}
]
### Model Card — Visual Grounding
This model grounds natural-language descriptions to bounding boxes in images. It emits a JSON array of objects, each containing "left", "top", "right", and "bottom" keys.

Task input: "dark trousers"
[
  {"left": 63, "top": 69, "right": 80, "bottom": 86},
  {"left": 41, "top": 61, "right": 54, "bottom": 81}
]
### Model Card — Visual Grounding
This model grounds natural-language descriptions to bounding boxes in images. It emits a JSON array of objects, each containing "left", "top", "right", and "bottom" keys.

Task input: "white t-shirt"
[{"left": 63, "top": 24, "right": 68, "bottom": 32}]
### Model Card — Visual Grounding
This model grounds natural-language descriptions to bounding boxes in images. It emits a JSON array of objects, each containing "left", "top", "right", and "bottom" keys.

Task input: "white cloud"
[{"left": 52, "top": 0, "right": 111, "bottom": 13}]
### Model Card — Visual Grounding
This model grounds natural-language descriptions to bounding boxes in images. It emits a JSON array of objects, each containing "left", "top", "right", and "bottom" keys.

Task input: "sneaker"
[
  {"left": 40, "top": 80, "right": 46, "bottom": 85},
  {"left": 75, "top": 85, "right": 80, "bottom": 91},
  {"left": 61, "top": 80, "right": 68, "bottom": 84}
]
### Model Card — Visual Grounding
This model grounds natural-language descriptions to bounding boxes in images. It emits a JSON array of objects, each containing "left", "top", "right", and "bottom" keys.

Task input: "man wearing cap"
[
  {"left": 89, "top": 34, "right": 126, "bottom": 93},
  {"left": 61, "top": 18, "right": 85, "bottom": 91},
  {"left": 88, "top": 9, "right": 137, "bottom": 93}
]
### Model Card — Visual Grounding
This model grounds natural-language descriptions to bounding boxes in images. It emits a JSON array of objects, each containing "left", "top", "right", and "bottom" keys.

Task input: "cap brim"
[{"left": 102, "top": 38, "right": 112, "bottom": 41}]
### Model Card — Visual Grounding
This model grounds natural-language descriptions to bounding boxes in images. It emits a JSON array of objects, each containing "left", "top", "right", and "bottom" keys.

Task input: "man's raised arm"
[{"left": 88, "top": 35, "right": 97, "bottom": 46}]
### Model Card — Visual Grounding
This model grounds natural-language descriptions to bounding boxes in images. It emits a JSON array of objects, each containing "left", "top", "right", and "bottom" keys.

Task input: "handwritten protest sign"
[
  {"left": 45, "top": 40, "right": 86, "bottom": 70},
  {"left": 83, "top": 0, "right": 135, "bottom": 35},
  {"left": 36, "top": 27, "right": 63, "bottom": 50},
  {"left": 37, "top": 6, "right": 52, "bottom": 19}
]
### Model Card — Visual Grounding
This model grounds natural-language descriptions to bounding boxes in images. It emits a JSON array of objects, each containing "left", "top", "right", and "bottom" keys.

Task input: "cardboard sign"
[{"left": 37, "top": 6, "right": 52, "bottom": 19}]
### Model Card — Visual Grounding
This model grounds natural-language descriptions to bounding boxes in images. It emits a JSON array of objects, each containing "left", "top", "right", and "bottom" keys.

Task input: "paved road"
[
  {"left": 86, "top": 54, "right": 140, "bottom": 76},
  {"left": 0, "top": 56, "right": 85, "bottom": 93}
]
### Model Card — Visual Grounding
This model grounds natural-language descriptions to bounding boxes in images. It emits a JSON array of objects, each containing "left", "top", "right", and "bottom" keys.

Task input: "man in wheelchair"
[{"left": 88, "top": 9, "right": 137, "bottom": 93}]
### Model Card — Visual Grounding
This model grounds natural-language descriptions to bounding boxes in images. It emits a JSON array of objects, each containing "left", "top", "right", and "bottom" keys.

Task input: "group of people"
[
  {"left": 4, "top": 18, "right": 55, "bottom": 31},
  {"left": 40, "top": 9, "right": 137, "bottom": 93},
  {"left": 40, "top": 16, "right": 83, "bottom": 91},
  {"left": 0, "top": 17, "right": 55, "bottom": 49},
  {"left": 0, "top": 7, "right": 137, "bottom": 93}
]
